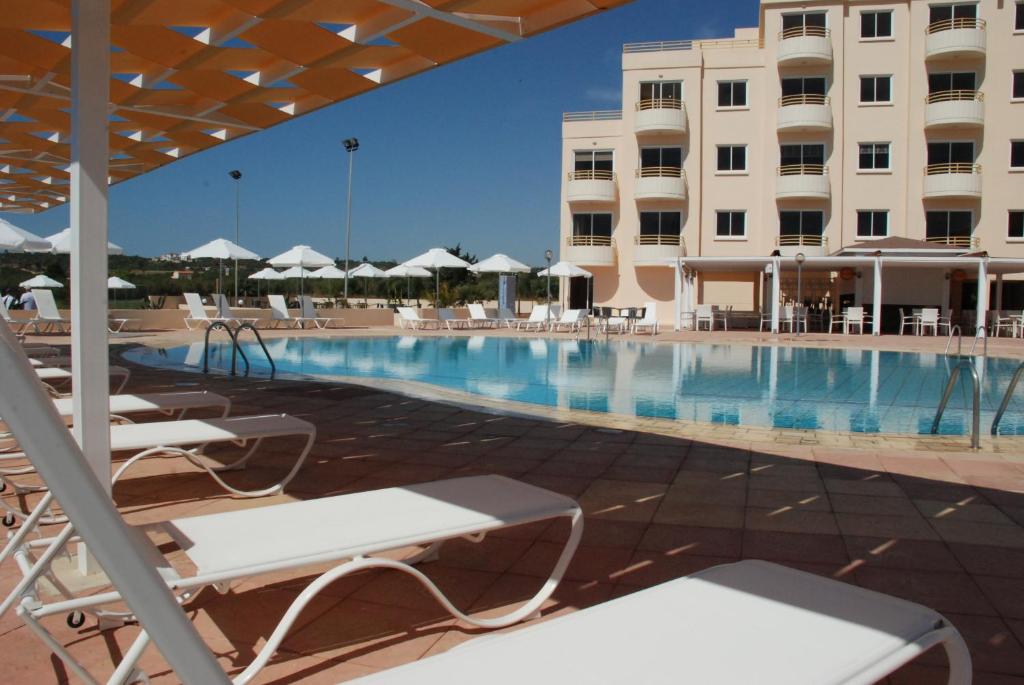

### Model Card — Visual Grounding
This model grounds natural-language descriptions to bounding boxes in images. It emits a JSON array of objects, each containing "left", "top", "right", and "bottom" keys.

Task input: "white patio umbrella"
[
  {"left": 268, "top": 245, "right": 334, "bottom": 297},
  {"left": 347, "top": 262, "right": 388, "bottom": 306},
  {"left": 468, "top": 253, "right": 531, "bottom": 312},
  {"left": 45, "top": 227, "right": 124, "bottom": 255},
  {"left": 20, "top": 274, "right": 63, "bottom": 288},
  {"left": 182, "top": 238, "right": 260, "bottom": 302},
  {"left": 385, "top": 264, "right": 432, "bottom": 304},
  {"left": 248, "top": 267, "right": 284, "bottom": 299},
  {"left": 403, "top": 248, "right": 471, "bottom": 308},
  {"left": 0, "top": 218, "right": 49, "bottom": 252},
  {"left": 310, "top": 265, "right": 348, "bottom": 280},
  {"left": 537, "top": 261, "right": 594, "bottom": 310},
  {"left": 107, "top": 276, "right": 135, "bottom": 304}
]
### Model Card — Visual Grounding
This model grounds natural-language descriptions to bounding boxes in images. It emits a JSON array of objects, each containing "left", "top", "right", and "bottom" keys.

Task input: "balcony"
[
  {"left": 922, "top": 163, "right": 982, "bottom": 199},
  {"left": 776, "top": 234, "right": 829, "bottom": 257},
  {"left": 777, "top": 26, "right": 832, "bottom": 65},
  {"left": 924, "top": 90, "right": 984, "bottom": 128},
  {"left": 925, "top": 235, "right": 980, "bottom": 249},
  {"left": 634, "top": 234, "right": 685, "bottom": 265},
  {"left": 925, "top": 18, "right": 985, "bottom": 59},
  {"left": 777, "top": 95, "right": 832, "bottom": 132},
  {"left": 564, "top": 235, "right": 616, "bottom": 266},
  {"left": 775, "top": 165, "right": 830, "bottom": 200},
  {"left": 634, "top": 99, "right": 687, "bottom": 135},
  {"left": 566, "top": 169, "right": 616, "bottom": 203},
  {"left": 634, "top": 167, "right": 687, "bottom": 201}
]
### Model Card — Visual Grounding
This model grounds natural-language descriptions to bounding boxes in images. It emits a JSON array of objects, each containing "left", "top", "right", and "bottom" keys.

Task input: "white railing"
[{"left": 562, "top": 110, "right": 622, "bottom": 122}]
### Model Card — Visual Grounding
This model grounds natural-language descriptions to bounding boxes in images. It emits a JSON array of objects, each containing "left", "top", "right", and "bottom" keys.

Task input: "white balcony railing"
[
  {"left": 777, "top": 25, "right": 832, "bottom": 64},
  {"left": 922, "top": 163, "right": 982, "bottom": 198},
  {"left": 925, "top": 18, "right": 985, "bottom": 58},
  {"left": 924, "top": 90, "right": 984, "bottom": 128},
  {"left": 777, "top": 94, "right": 832, "bottom": 131}
]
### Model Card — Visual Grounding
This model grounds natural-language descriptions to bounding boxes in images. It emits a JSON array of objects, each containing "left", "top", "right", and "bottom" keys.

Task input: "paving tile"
[
  {"left": 831, "top": 493, "right": 920, "bottom": 516},
  {"left": 741, "top": 530, "right": 849, "bottom": 565},
  {"left": 824, "top": 477, "right": 904, "bottom": 498},
  {"left": 914, "top": 499, "right": 1016, "bottom": 525},
  {"left": 637, "top": 524, "right": 743, "bottom": 558},
  {"left": 949, "top": 544, "right": 1024, "bottom": 579},
  {"left": 651, "top": 502, "right": 746, "bottom": 529},
  {"left": 844, "top": 536, "right": 963, "bottom": 573},
  {"left": 744, "top": 507, "right": 839, "bottom": 535},
  {"left": 854, "top": 567, "right": 997, "bottom": 616},
  {"left": 931, "top": 520, "right": 1024, "bottom": 549},
  {"left": 974, "top": 576, "right": 1024, "bottom": 619},
  {"left": 835, "top": 512, "right": 941, "bottom": 541},
  {"left": 745, "top": 488, "right": 831, "bottom": 512},
  {"left": 612, "top": 551, "right": 737, "bottom": 587}
]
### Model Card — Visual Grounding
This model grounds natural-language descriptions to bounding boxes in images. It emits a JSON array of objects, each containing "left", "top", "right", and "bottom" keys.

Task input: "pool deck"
[{"left": 3, "top": 326, "right": 1024, "bottom": 683}]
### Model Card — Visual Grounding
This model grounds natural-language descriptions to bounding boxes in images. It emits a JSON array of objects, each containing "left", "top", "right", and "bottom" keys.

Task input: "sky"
[{"left": 6, "top": 0, "right": 759, "bottom": 266}]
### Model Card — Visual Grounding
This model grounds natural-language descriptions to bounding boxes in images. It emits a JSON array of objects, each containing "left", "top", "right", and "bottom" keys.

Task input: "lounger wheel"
[
  {"left": 67, "top": 611, "right": 86, "bottom": 628},
  {"left": 2, "top": 513, "right": 15, "bottom": 527}
]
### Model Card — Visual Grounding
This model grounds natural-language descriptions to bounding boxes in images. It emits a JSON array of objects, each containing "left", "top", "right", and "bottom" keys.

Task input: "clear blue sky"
[{"left": 8, "top": 0, "right": 757, "bottom": 266}]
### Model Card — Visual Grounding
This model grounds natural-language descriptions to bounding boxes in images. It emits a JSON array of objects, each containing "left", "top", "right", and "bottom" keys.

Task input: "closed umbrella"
[
  {"left": 347, "top": 262, "right": 388, "bottom": 307},
  {"left": 20, "top": 274, "right": 63, "bottom": 288},
  {"left": 385, "top": 264, "right": 431, "bottom": 304},
  {"left": 467, "top": 253, "right": 531, "bottom": 312},
  {"left": 268, "top": 245, "right": 334, "bottom": 298},
  {"left": 182, "top": 238, "right": 260, "bottom": 303},
  {"left": 537, "top": 261, "right": 594, "bottom": 311},
  {"left": 248, "top": 267, "right": 284, "bottom": 299},
  {"left": 403, "top": 248, "right": 471, "bottom": 308},
  {"left": 107, "top": 276, "right": 135, "bottom": 304}
]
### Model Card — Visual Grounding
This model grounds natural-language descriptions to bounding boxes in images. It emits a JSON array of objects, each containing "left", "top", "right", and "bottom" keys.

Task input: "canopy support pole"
[
  {"left": 770, "top": 257, "right": 781, "bottom": 334},
  {"left": 995, "top": 274, "right": 1004, "bottom": 312},
  {"left": 872, "top": 257, "right": 883, "bottom": 336},
  {"left": 70, "top": 0, "right": 111, "bottom": 496},
  {"left": 976, "top": 258, "right": 988, "bottom": 337},
  {"left": 674, "top": 260, "right": 682, "bottom": 331}
]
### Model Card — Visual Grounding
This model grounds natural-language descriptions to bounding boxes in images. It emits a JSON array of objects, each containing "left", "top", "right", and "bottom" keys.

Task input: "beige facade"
[{"left": 559, "top": 0, "right": 1024, "bottom": 325}]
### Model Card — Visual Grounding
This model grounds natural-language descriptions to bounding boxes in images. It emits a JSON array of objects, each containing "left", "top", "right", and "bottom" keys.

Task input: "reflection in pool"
[{"left": 125, "top": 336, "right": 1024, "bottom": 436}]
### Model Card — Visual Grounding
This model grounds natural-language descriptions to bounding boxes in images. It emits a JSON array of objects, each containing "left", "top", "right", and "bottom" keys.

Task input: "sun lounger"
[
  {"left": 0, "top": 297, "right": 29, "bottom": 334},
  {"left": 438, "top": 307, "right": 470, "bottom": 330},
  {"left": 397, "top": 306, "right": 440, "bottom": 330},
  {"left": 300, "top": 295, "right": 343, "bottom": 329},
  {"left": 52, "top": 391, "right": 231, "bottom": 423},
  {"left": 632, "top": 301, "right": 659, "bottom": 335},
  {"left": 467, "top": 303, "right": 497, "bottom": 328},
  {"left": 182, "top": 293, "right": 232, "bottom": 330},
  {"left": 496, "top": 306, "right": 518, "bottom": 328},
  {"left": 212, "top": 294, "right": 258, "bottom": 327},
  {"left": 107, "top": 318, "right": 137, "bottom": 333},
  {"left": 516, "top": 304, "right": 551, "bottom": 331},
  {"left": 550, "top": 309, "right": 585, "bottom": 333},
  {"left": 351, "top": 559, "right": 970, "bottom": 685},
  {"left": 33, "top": 364, "right": 130, "bottom": 395},
  {"left": 27, "top": 289, "right": 71, "bottom": 333},
  {"left": 267, "top": 294, "right": 304, "bottom": 328}
]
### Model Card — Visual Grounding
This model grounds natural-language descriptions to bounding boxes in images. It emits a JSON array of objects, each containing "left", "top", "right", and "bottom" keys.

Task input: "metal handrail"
[
  {"left": 635, "top": 234, "right": 683, "bottom": 246},
  {"left": 202, "top": 321, "right": 275, "bottom": 378},
  {"left": 234, "top": 322, "right": 276, "bottom": 378},
  {"left": 778, "top": 94, "right": 830, "bottom": 107},
  {"left": 776, "top": 234, "right": 827, "bottom": 247},
  {"left": 925, "top": 235, "right": 979, "bottom": 248},
  {"left": 562, "top": 111, "right": 622, "bottom": 122},
  {"left": 567, "top": 234, "right": 614, "bottom": 247},
  {"left": 944, "top": 324, "right": 962, "bottom": 355},
  {"left": 779, "top": 25, "right": 830, "bottom": 40},
  {"left": 926, "top": 89, "right": 983, "bottom": 104},
  {"left": 926, "top": 17, "right": 985, "bottom": 34},
  {"left": 567, "top": 169, "right": 615, "bottom": 181},
  {"left": 931, "top": 359, "right": 980, "bottom": 449},
  {"left": 925, "top": 162, "right": 980, "bottom": 175},
  {"left": 636, "top": 98, "right": 683, "bottom": 111},
  {"left": 992, "top": 361, "right": 1024, "bottom": 435},
  {"left": 778, "top": 163, "right": 827, "bottom": 176},
  {"left": 623, "top": 40, "right": 693, "bottom": 53},
  {"left": 636, "top": 166, "right": 683, "bottom": 178}
]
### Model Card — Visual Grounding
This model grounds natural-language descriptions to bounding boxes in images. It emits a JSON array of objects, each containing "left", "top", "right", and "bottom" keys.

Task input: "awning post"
[
  {"left": 674, "top": 260, "right": 682, "bottom": 331},
  {"left": 976, "top": 258, "right": 988, "bottom": 336},
  {"left": 770, "top": 258, "right": 781, "bottom": 334},
  {"left": 872, "top": 257, "right": 883, "bottom": 336}
]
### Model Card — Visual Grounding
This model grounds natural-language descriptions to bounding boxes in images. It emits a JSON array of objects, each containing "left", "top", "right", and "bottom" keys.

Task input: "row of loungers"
[
  {"left": 0, "top": 323, "right": 972, "bottom": 683},
  {"left": 183, "top": 293, "right": 345, "bottom": 330},
  {"left": 399, "top": 303, "right": 661, "bottom": 335}
]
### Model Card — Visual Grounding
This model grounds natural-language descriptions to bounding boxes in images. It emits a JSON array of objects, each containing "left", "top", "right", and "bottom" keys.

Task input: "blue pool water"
[{"left": 124, "top": 336, "right": 1024, "bottom": 437}]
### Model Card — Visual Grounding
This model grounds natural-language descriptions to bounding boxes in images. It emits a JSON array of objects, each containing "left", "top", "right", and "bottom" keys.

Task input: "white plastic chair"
[
  {"left": 695, "top": 304, "right": 715, "bottom": 331},
  {"left": 918, "top": 308, "right": 949, "bottom": 336},
  {"left": 846, "top": 306, "right": 872, "bottom": 334},
  {"left": 632, "top": 302, "right": 659, "bottom": 335}
]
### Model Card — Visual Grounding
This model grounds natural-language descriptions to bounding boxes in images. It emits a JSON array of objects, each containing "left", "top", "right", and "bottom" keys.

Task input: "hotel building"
[{"left": 559, "top": 0, "right": 1024, "bottom": 331}]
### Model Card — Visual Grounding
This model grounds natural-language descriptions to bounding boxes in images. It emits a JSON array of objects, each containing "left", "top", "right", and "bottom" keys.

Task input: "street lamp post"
[
  {"left": 342, "top": 138, "right": 359, "bottom": 302},
  {"left": 544, "top": 249, "right": 553, "bottom": 329},
  {"left": 795, "top": 252, "right": 806, "bottom": 337},
  {"left": 229, "top": 170, "right": 241, "bottom": 303}
]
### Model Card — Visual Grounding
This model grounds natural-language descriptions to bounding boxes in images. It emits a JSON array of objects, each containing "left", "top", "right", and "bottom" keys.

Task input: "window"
[
  {"left": 857, "top": 211, "right": 889, "bottom": 238},
  {"left": 928, "top": 72, "right": 976, "bottom": 94},
  {"left": 779, "top": 211, "right": 825, "bottom": 239},
  {"left": 640, "top": 81, "right": 682, "bottom": 103},
  {"left": 927, "top": 141, "right": 974, "bottom": 166},
  {"left": 1014, "top": 72, "right": 1024, "bottom": 100},
  {"left": 1012, "top": 141, "right": 1024, "bottom": 169},
  {"left": 861, "top": 10, "right": 893, "bottom": 38},
  {"left": 640, "top": 147, "right": 682, "bottom": 171},
  {"left": 780, "top": 77, "right": 827, "bottom": 98},
  {"left": 782, "top": 12, "right": 827, "bottom": 35},
  {"left": 717, "top": 80, "right": 747, "bottom": 108},
  {"left": 780, "top": 144, "right": 825, "bottom": 169},
  {"left": 716, "top": 145, "right": 747, "bottom": 172},
  {"left": 1017, "top": 2, "right": 1024, "bottom": 31},
  {"left": 640, "top": 212, "right": 682, "bottom": 238},
  {"left": 929, "top": 4, "right": 977, "bottom": 25},
  {"left": 571, "top": 213, "right": 612, "bottom": 240},
  {"left": 1010, "top": 211, "right": 1024, "bottom": 240},
  {"left": 573, "top": 150, "right": 613, "bottom": 174},
  {"left": 860, "top": 75, "right": 892, "bottom": 103},
  {"left": 926, "top": 210, "right": 972, "bottom": 243},
  {"left": 858, "top": 142, "right": 891, "bottom": 170},
  {"left": 716, "top": 211, "right": 746, "bottom": 238}
]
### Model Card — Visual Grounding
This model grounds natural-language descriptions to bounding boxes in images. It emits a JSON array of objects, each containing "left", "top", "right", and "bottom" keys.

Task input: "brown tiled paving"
[{"left": 2, "top": 333, "right": 1024, "bottom": 683}]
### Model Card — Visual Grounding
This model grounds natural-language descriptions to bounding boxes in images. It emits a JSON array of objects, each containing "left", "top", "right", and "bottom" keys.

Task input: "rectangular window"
[
  {"left": 926, "top": 210, "right": 972, "bottom": 242},
  {"left": 782, "top": 12, "right": 827, "bottom": 32},
  {"left": 780, "top": 144, "right": 825, "bottom": 168},
  {"left": 639, "top": 211, "right": 682, "bottom": 237},
  {"left": 640, "top": 81, "right": 682, "bottom": 102},
  {"left": 780, "top": 77, "right": 827, "bottom": 97},
  {"left": 571, "top": 213, "right": 612, "bottom": 239},
  {"left": 928, "top": 72, "right": 977, "bottom": 93},
  {"left": 1017, "top": 2, "right": 1024, "bottom": 30},
  {"left": 858, "top": 142, "right": 891, "bottom": 170},
  {"left": 716, "top": 211, "right": 746, "bottom": 238},
  {"left": 927, "top": 141, "right": 974, "bottom": 165},
  {"left": 1015, "top": 72, "right": 1024, "bottom": 100},
  {"left": 929, "top": 4, "right": 977, "bottom": 24},
  {"left": 716, "top": 145, "right": 747, "bottom": 172},
  {"left": 717, "top": 80, "right": 747, "bottom": 108},
  {"left": 860, "top": 75, "right": 892, "bottom": 103},
  {"left": 1012, "top": 141, "right": 1024, "bottom": 169},
  {"left": 857, "top": 210, "right": 889, "bottom": 238},
  {"left": 779, "top": 211, "right": 825, "bottom": 237},
  {"left": 861, "top": 10, "right": 893, "bottom": 38},
  {"left": 640, "top": 147, "right": 682, "bottom": 170},
  {"left": 1010, "top": 211, "right": 1024, "bottom": 240},
  {"left": 573, "top": 150, "right": 613, "bottom": 173}
]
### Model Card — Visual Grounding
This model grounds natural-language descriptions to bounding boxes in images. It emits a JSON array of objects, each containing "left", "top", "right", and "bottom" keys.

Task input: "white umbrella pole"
[{"left": 435, "top": 269, "right": 440, "bottom": 309}]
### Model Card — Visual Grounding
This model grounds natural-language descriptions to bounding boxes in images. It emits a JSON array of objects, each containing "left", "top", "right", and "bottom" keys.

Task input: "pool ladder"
[
  {"left": 931, "top": 359, "right": 980, "bottom": 449},
  {"left": 202, "top": 321, "right": 276, "bottom": 378},
  {"left": 991, "top": 360, "right": 1024, "bottom": 436},
  {"left": 943, "top": 325, "right": 987, "bottom": 357}
]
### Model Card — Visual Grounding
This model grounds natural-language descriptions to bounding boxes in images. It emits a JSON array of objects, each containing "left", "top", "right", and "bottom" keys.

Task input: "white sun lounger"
[
  {"left": 467, "top": 304, "right": 496, "bottom": 328},
  {"left": 182, "top": 293, "right": 233, "bottom": 330},
  {"left": 1, "top": 297, "right": 30, "bottom": 334},
  {"left": 300, "top": 296, "right": 344, "bottom": 329},
  {"left": 397, "top": 306, "right": 440, "bottom": 330},
  {"left": 496, "top": 306, "right": 518, "bottom": 328},
  {"left": 632, "top": 301, "right": 659, "bottom": 335},
  {"left": 52, "top": 391, "right": 231, "bottom": 423},
  {"left": 213, "top": 294, "right": 259, "bottom": 327},
  {"left": 266, "top": 294, "right": 303, "bottom": 328},
  {"left": 350, "top": 559, "right": 970, "bottom": 685},
  {"left": 438, "top": 308, "right": 470, "bottom": 330},
  {"left": 516, "top": 304, "right": 551, "bottom": 331},
  {"left": 27, "top": 289, "right": 71, "bottom": 333},
  {"left": 550, "top": 309, "right": 585, "bottom": 333},
  {"left": 33, "top": 364, "right": 131, "bottom": 395}
]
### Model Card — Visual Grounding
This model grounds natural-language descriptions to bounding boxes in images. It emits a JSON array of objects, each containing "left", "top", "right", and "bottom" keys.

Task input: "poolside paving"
[{"left": 2, "top": 328, "right": 1024, "bottom": 683}]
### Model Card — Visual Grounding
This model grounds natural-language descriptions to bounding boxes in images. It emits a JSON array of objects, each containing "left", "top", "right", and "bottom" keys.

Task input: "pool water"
[{"left": 124, "top": 336, "right": 1024, "bottom": 437}]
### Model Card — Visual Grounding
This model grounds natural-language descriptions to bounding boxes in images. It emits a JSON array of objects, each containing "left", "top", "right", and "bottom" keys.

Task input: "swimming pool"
[{"left": 124, "top": 336, "right": 1024, "bottom": 437}]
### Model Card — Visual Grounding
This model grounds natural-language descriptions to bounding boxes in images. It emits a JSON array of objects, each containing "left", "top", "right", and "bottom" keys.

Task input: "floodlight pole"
[
  {"left": 545, "top": 249, "right": 553, "bottom": 328},
  {"left": 229, "top": 170, "right": 241, "bottom": 302},
  {"left": 342, "top": 138, "right": 359, "bottom": 301}
]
